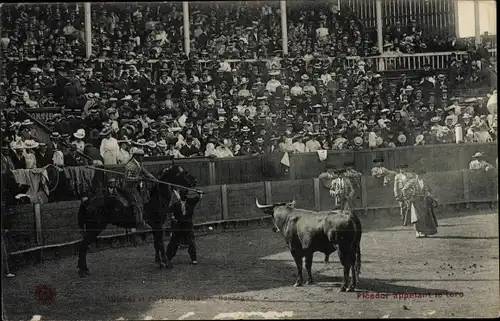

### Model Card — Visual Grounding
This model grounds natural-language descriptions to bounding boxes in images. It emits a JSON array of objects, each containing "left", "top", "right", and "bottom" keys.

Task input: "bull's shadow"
[
  {"left": 427, "top": 236, "right": 498, "bottom": 240},
  {"left": 312, "top": 275, "right": 458, "bottom": 295}
]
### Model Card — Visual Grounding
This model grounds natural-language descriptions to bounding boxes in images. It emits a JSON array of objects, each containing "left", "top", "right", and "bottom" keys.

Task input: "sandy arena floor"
[{"left": 2, "top": 210, "right": 499, "bottom": 320}]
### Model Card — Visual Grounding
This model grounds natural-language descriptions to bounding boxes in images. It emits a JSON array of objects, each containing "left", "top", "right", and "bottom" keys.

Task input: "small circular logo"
[{"left": 34, "top": 284, "right": 56, "bottom": 304}]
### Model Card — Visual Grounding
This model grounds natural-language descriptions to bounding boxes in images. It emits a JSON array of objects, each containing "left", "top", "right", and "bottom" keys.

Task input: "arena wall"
[
  {"left": 102, "top": 143, "right": 497, "bottom": 186},
  {"left": 4, "top": 169, "right": 497, "bottom": 267}
]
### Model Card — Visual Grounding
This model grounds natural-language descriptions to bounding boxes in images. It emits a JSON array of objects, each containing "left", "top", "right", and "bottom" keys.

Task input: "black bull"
[{"left": 256, "top": 199, "right": 362, "bottom": 292}]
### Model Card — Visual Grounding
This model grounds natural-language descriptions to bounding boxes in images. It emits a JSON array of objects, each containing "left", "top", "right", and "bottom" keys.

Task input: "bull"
[{"left": 256, "top": 199, "right": 362, "bottom": 292}]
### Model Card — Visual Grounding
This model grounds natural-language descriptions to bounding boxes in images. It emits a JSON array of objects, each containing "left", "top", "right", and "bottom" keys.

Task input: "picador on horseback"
[
  {"left": 121, "top": 147, "right": 154, "bottom": 231},
  {"left": 77, "top": 149, "right": 199, "bottom": 277}
]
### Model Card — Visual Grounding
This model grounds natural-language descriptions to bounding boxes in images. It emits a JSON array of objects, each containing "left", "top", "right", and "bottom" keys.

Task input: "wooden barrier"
[
  {"left": 4, "top": 170, "right": 497, "bottom": 263},
  {"left": 111, "top": 142, "right": 499, "bottom": 186},
  {"left": 289, "top": 143, "right": 498, "bottom": 179},
  {"left": 226, "top": 182, "right": 266, "bottom": 220},
  {"left": 6, "top": 143, "right": 496, "bottom": 207},
  {"left": 468, "top": 169, "right": 499, "bottom": 202}
]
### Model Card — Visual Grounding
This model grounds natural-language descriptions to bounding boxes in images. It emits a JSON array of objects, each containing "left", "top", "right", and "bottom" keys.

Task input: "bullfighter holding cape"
[{"left": 402, "top": 168, "right": 438, "bottom": 238}]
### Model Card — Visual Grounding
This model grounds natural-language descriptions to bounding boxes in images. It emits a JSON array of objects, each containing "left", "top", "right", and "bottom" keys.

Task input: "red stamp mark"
[{"left": 34, "top": 284, "right": 57, "bottom": 304}]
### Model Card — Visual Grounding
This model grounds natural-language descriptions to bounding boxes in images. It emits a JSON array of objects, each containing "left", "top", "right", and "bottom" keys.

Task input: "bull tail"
[
  {"left": 350, "top": 212, "right": 362, "bottom": 277},
  {"left": 355, "top": 243, "right": 361, "bottom": 278}
]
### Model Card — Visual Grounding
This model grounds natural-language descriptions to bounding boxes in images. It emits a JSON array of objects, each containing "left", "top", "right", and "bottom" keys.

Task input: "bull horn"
[{"left": 256, "top": 198, "right": 273, "bottom": 209}]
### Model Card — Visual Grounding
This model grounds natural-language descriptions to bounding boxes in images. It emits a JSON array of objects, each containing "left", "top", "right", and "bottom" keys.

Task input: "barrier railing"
[
  {"left": 4, "top": 169, "right": 497, "bottom": 259},
  {"left": 6, "top": 49, "right": 497, "bottom": 82},
  {"left": 5, "top": 143, "right": 497, "bottom": 204},
  {"left": 353, "top": 49, "right": 498, "bottom": 72}
]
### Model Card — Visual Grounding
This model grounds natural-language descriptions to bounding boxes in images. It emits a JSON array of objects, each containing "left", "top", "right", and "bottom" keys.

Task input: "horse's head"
[{"left": 157, "top": 165, "right": 197, "bottom": 200}]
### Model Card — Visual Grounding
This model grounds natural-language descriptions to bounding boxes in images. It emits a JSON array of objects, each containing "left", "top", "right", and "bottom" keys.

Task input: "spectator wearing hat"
[
  {"left": 266, "top": 71, "right": 281, "bottom": 94},
  {"left": 414, "top": 132, "right": 426, "bottom": 146},
  {"left": 290, "top": 81, "right": 304, "bottom": 97},
  {"left": 252, "top": 137, "right": 266, "bottom": 156},
  {"left": 232, "top": 143, "right": 242, "bottom": 156},
  {"left": 204, "top": 138, "right": 218, "bottom": 158},
  {"left": 99, "top": 127, "right": 120, "bottom": 165},
  {"left": 305, "top": 132, "right": 322, "bottom": 152},
  {"left": 240, "top": 140, "right": 254, "bottom": 156},
  {"left": 72, "top": 129, "right": 86, "bottom": 154},
  {"left": 264, "top": 133, "right": 278, "bottom": 154},
  {"left": 64, "top": 144, "right": 85, "bottom": 167},
  {"left": 155, "top": 140, "right": 167, "bottom": 156},
  {"left": 106, "top": 108, "right": 120, "bottom": 133},
  {"left": 9, "top": 140, "right": 26, "bottom": 169},
  {"left": 35, "top": 143, "right": 52, "bottom": 167},
  {"left": 19, "top": 119, "right": 35, "bottom": 141},
  {"left": 179, "top": 136, "right": 199, "bottom": 158},
  {"left": 214, "top": 139, "right": 234, "bottom": 158},
  {"left": 303, "top": 79, "right": 317, "bottom": 96},
  {"left": 165, "top": 143, "right": 185, "bottom": 159},
  {"left": 469, "top": 152, "right": 493, "bottom": 172},
  {"left": 292, "top": 132, "right": 308, "bottom": 153},
  {"left": 332, "top": 130, "right": 348, "bottom": 150},
  {"left": 117, "top": 137, "right": 132, "bottom": 164},
  {"left": 371, "top": 158, "right": 391, "bottom": 180},
  {"left": 48, "top": 131, "right": 62, "bottom": 152},
  {"left": 472, "top": 119, "right": 493, "bottom": 143},
  {"left": 278, "top": 132, "right": 294, "bottom": 153},
  {"left": 394, "top": 164, "right": 411, "bottom": 226}
]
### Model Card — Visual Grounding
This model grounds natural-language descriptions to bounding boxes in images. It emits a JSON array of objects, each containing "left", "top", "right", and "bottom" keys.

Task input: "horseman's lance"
[{"left": 85, "top": 166, "right": 205, "bottom": 194}]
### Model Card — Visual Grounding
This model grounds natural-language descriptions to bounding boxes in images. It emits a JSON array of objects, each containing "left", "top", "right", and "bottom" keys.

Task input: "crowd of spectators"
[{"left": 0, "top": 3, "right": 497, "bottom": 171}]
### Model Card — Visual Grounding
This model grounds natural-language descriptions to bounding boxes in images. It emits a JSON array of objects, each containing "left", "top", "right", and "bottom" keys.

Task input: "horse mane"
[{"left": 148, "top": 165, "right": 181, "bottom": 200}]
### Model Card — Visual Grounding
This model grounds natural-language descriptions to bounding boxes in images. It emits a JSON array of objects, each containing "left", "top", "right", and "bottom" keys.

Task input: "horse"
[
  {"left": 146, "top": 165, "right": 197, "bottom": 269},
  {"left": 77, "top": 164, "right": 197, "bottom": 277}
]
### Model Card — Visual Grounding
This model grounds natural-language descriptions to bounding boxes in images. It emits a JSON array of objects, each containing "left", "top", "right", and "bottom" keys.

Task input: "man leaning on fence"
[
  {"left": 330, "top": 168, "right": 355, "bottom": 211},
  {"left": 469, "top": 152, "right": 494, "bottom": 172},
  {"left": 394, "top": 164, "right": 411, "bottom": 226},
  {"left": 343, "top": 161, "right": 362, "bottom": 189}
]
